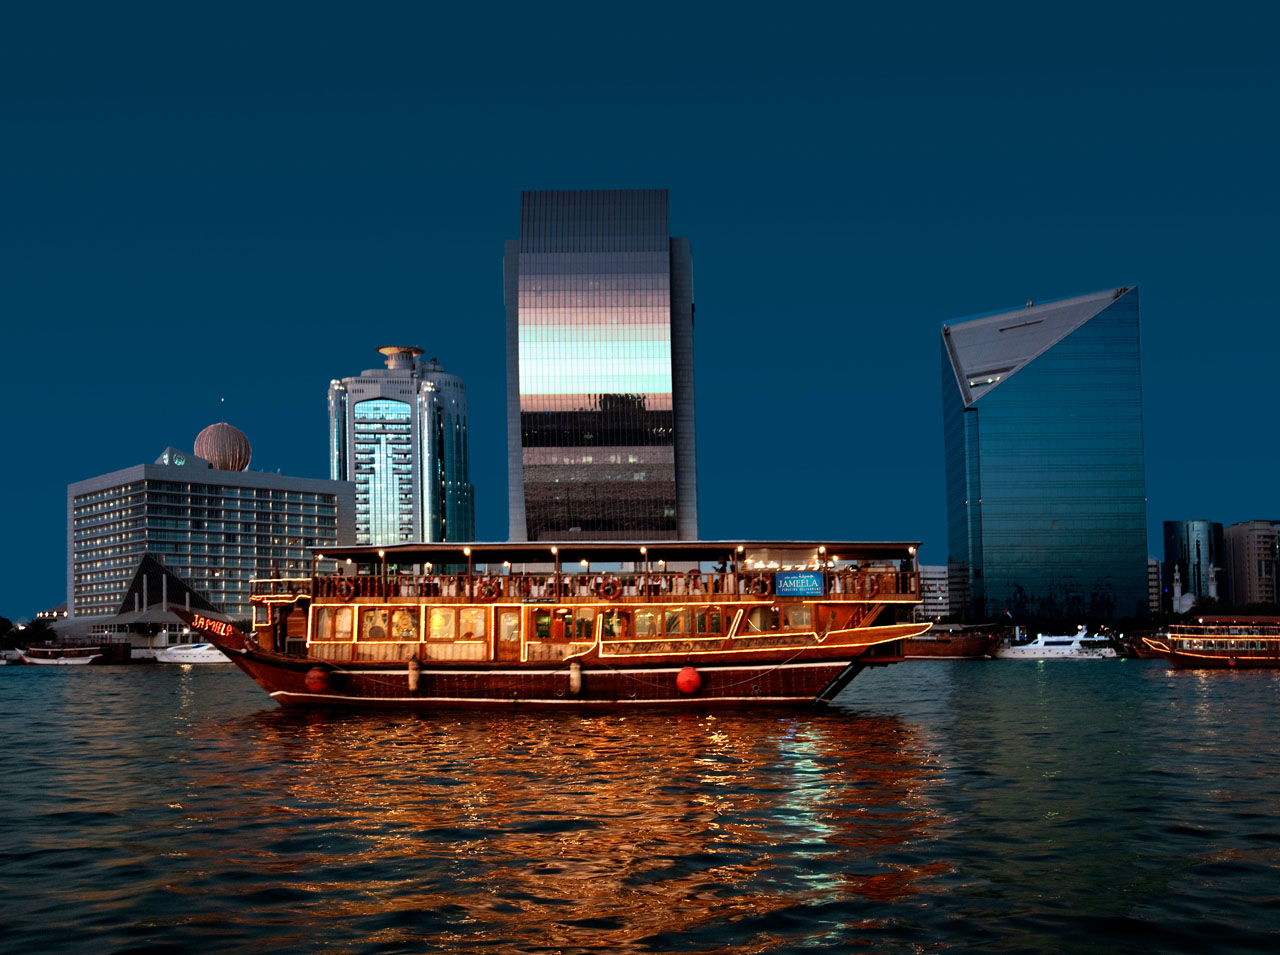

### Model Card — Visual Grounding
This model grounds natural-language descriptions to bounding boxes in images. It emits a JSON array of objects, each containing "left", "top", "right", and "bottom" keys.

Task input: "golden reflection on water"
[{"left": 185, "top": 708, "right": 948, "bottom": 949}]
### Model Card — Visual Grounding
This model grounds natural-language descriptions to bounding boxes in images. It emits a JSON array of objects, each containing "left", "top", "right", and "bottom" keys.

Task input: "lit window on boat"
[{"left": 785, "top": 605, "right": 812, "bottom": 629}]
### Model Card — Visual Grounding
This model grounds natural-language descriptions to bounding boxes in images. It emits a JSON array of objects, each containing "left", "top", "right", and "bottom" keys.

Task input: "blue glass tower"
[{"left": 941, "top": 287, "right": 1148, "bottom": 622}]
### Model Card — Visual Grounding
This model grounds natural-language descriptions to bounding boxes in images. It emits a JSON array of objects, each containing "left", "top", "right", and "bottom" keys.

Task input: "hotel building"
[
  {"left": 941, "top": 287, "right": 1149, "bottom": 622},
  {"left": 1223, "top": 520, "right": 1280, "bottom": 608},
  {"left": 504, "top": 189, "right": 698, "bottom": 541},
  {"left": 68, "top": 427, "right": 354, "bottom": 622},
  {"left": 329, "top": 347, "right": 475, "bottom": 546}
]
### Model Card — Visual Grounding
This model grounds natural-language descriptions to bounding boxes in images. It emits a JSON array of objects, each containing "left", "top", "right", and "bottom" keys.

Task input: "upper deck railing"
[{"left": 251, "top": 568, "right": 919, "bottom": 603}]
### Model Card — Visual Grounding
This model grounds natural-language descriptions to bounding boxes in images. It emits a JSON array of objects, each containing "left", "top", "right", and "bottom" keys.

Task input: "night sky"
[{"left": 4, "top": 3, "right": 1277, "bottom": 621}]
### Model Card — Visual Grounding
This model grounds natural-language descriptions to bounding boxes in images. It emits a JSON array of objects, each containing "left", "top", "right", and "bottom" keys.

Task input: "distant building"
[
  {"left": 917, "top": 564, "right": 951, "bottom": 619},
  {"left": 941, "top": 287, "right": 1148, "bottom": 622},
  {"left": 1223, "top": 520, "right": 1280, "bottom": 608},
  {"left": 1148, "top": 557, "right": 1162, "bottom": 614},
  {"left": 504, "top": 189, "right": 698, "bottom": 541},
  {"left": 329, "top": 347, "right": 475, "bottom": 545},
  {"left": 68, "top": 426, "right": 353, "bottom": 622},
  {"left": 1162, "top": 520, "right": 1224, "bottom": 610}
]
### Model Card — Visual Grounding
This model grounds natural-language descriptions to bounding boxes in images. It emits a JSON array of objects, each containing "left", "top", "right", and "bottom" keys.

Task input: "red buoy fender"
[
  {"left": 676, "top": 666, "right": 701, "bottom": 694},
  {"left": 305, "top": 666, "right": 331, "bottom": 694},
  {"left": 597, "top": 577, "right": 622, "bottom": 600}
]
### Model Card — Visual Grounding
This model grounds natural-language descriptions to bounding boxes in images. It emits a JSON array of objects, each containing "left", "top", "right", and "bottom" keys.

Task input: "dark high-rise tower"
[
  {"left": 941, "top": 286, "right": 1148, "bottom": 622},
  {"left": 504, "top": 190, "right": 698, "bottom": 541}
]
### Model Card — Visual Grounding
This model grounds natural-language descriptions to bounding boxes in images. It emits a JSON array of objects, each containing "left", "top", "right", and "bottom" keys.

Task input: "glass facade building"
[
  {"left": 941, "top": 287, "right": 1148, "bottom": 622},
  {"left": 1162, "top": 519, "right": 1224, "bottom": 609},
  {"left": 68, "top": 449, "right": 353, "bottom": 620},
  {"left": 504, "top": 189, "right": 698, "bottom": 541},
  {"left": 329, "top": 347, "right": 474, "bottom": 546}
]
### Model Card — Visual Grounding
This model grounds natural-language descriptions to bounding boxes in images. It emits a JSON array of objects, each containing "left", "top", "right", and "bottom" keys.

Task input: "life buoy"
[
  {"left": 597, "top": 577, "right": 622, "bottom": 600},
  {"left": 334, "top": 577, "right": 355, "bottom": 601},
  {"left": 478, "top": 579, "right": 501, "bottom": 601},
  {"left": 750, "top": 575, "right": 772, "bottom": 597}
]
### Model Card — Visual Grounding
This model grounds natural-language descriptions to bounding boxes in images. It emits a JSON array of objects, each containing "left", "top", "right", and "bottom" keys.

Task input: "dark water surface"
[{"left": 2, "top": 661, "right": 1278, "bottom": 953}]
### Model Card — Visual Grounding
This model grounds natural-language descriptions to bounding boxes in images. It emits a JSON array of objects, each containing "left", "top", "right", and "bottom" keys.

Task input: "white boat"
[
  {"left": 995, "top": 627, "right": 1117, "bottom": 660},
  {"left": 154, "top": 643, "right": 231, "bottom": 664},
  {"left": 18, "top": 645, "right": 103, "bottom": 665}
]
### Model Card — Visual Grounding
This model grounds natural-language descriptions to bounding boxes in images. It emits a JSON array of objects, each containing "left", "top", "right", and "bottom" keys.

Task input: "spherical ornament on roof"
[{"left": 195, "top": 422, "right": 252, "bottom": 471}]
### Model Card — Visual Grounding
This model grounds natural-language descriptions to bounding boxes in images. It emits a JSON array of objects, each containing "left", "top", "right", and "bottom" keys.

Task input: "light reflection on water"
[{"left": 2, "top": 662, "right": 1279, "bottom": 953}]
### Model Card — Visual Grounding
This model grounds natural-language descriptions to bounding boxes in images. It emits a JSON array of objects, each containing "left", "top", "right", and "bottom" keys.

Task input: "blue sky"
[{"left": 3, "top": 2, "right": 1277, "bottom": 620}]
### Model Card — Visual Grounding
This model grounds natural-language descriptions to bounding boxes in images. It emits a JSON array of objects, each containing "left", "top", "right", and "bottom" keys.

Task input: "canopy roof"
[{"left": 312, "top": 539, "right": 920, "bottom": 566}]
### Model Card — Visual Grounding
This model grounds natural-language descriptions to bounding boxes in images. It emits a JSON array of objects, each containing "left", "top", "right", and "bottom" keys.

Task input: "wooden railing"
[{"left": 252, "top": 570, "right": 919, "bottom": 603}]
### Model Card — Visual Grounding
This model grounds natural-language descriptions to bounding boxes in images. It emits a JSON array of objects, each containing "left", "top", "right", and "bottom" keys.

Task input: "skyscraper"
[
  {"left": 329, "top": 347, "right": 474, "bottom": 546},
  {"left": 504, "top": 189, "right": 698, "bottom": 541},
  {"left": 941, "top": 286, "right": 1148, "bottom": 622}
]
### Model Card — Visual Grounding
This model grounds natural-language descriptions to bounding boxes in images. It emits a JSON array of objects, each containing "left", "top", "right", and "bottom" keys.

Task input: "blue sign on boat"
[{"left": 774, "top": 571, "right": 825, "bottom": 597}]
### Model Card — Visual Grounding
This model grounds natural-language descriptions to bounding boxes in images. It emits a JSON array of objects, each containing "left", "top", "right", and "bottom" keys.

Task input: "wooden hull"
[
  {"left": 903, "top": 633, "right": 1000, "bottom": 659},
  {"left": 1142, "top": 636, "right": 1280, "bottom": 669},
  {"left": 215, "top": 640, "right": 906, "bottom": 710}
]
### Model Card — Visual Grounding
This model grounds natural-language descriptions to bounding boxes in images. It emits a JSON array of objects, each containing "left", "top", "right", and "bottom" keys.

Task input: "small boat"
[
  {"left": 18, "top": 644, "right": 103, "bottom": 665},
  {"left": 174, "top": 539, "right": 930, "bottom": 710},
  {"left": 904, "top": 624, "right": 1001, "bottom": 659},
  {"left": 1142, "top": 616, "right": 1280, "bottom": 669},
  {"left": 154, "top": 643, "right": 231, "bottom": 664},
  {"left": 995, "top": 627, "right": 1117, "bottom": 660}
]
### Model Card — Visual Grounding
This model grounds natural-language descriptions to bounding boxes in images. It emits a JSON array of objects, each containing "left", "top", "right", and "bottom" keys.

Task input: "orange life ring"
[
  {"left": 478, "top": 579, "right": 501, "bottom": 601},
  {"left": 750, "top": 575, "right": 772, "bottom": 597},
  {"left": 334, "top": 577, "right": 355, "bottom": 601},
  {"left": 597, "top": 577, "right": 623, "bottom": 600}
]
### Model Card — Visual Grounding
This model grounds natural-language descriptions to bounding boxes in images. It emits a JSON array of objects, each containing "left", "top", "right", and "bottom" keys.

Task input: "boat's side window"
[
  {"left": 784, "top": 605, "right": 812, "bottom": 630},
  {"left": 314, "top": 606, "right": 353, "bottom": 642},
  {"left": 459, "top": 607, "right": 486, "bottom": 640},
  {"left": 360, "top": 609, "right": 390, "bottom": 641},
  {"left": 635, "top": 609, "right": 659, "bottom": 637},
  {"left": 390, "top": 608, "right": 419, "bottom": 640},
  {"left": 533, "top": 612, "right": 552, "bottom": 640},
  {"left": 572, "top": 610, "right": 594, "bottom": 642},
  {"left": 696, "top": 609, "right": 723, "bottom": 635},
  {"left": 747, "top": 606, "right": 780, "bottom": 633},
  {"left": 600, "top": 611, "right": 629, "bottom": 639},
  {"left": 664, "top": 609, "right": 688, "bottom": 635},
  {"left": 429, "top": 608, "right": 456, "bottom": 640},
  {"left": 499, "top": 611, "right": 519, "bottom": 643}
]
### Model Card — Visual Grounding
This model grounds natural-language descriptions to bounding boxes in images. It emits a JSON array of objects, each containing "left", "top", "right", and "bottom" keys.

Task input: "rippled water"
[{"left": 2, "top": 661, "right": 1278, "bottom": 953}]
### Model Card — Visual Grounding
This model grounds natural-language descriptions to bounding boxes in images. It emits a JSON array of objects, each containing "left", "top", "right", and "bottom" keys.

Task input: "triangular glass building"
[{"left": 941, "top": 286, "right": 1148, "bottom": 622}]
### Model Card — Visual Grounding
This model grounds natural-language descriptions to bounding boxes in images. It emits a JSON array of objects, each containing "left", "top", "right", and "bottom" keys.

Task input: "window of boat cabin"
[
  {"left": 600, "top": 610, "right": 629, "bottom": 639},
  {"left": 429, "top": 608, "right": 455, "bottom": 640},
  {"left": 695, "top": 608, "right": 723, "bottom": 634},
  {"left": 313, "top": 606, "right": 354, "bottom": 643},
  {"left": 459, "top": 608, "right": 486, "bottom": 640},
  {"left": 664, "top": 608, "right": 689, "bottom": 635},
  {"left": 635, "top": 609, "right": 659, "bottom": 638},
  {"left": 360, "top": 608, "right": 393, "bottom": 640},
  {"left": 499, "top": 611, "right": 519, "bottom": 644},
  {"left": 533, "top": 611, "right": 552, "bottom": 640},
  {"left": 570, "top": 609, "right": 593, "bottom": 642},
  {"left": 746, "top": 605, "right": 780, "bottom": 632},
  {"left": 784, "top": 605, "right": 812, "bottom": 630},
  {"left": 389, "top": 608, "right": 419, "bottom": 640}
]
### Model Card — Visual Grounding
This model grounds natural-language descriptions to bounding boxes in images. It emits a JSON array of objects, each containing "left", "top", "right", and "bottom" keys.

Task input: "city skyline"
[{"left": 5, "top": 6, "right": 1279, "bottom": 620}]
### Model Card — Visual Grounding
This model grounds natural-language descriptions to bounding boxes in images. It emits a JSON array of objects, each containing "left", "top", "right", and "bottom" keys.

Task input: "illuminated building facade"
[
  {"left": 941, "top": 287, "right": 1148, "bottom": 622},
  {"left": 68, "top": 446, "right": 353, "bottom": 621},
  {"left": 504, "top": 189, "right": 698, "bottom": 541},
  {"left": 329, "top": 347, "right": 474, "bottom": 546}
]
